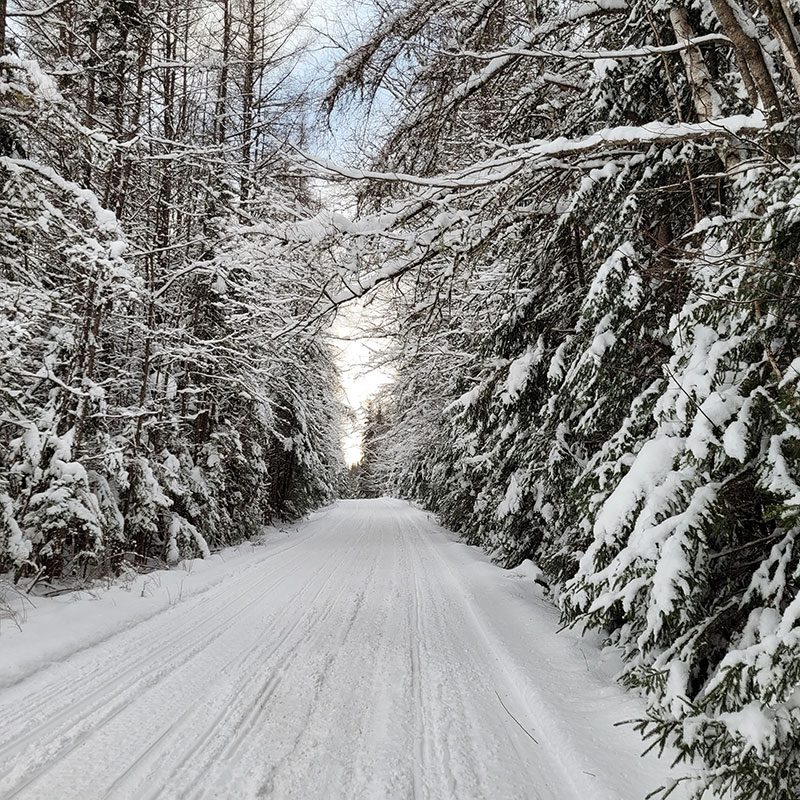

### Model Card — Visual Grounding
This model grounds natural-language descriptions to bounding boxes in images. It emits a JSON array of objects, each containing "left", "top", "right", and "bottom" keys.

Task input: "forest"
[
  {"left": 3, "top": 0, "right": 800, "bottom": 797},
  {"left": 0, "top": 0, "right": 347, "bottom": 582}
]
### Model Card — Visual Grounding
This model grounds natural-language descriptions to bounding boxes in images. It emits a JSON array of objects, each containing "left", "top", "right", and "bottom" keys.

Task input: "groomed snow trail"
[{"left": 0, "top": 500, "right": 684, "bottom": 800}]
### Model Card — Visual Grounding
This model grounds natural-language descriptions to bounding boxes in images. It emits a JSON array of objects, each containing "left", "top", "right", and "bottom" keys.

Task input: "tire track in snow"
[
  {"left": 0, "top": 499, "right": 683, "bottom": 800},
  {"left": 1, "top": 555, "right": 322, "bottom": 798},
  {"left": 0, "top": 532, "right": 316, "bottom": 734},
  {"left": 0, "top": 545, "right": 315, "bottom": 793},
  {"left": 409, "top": 513, "right": 548, "bottom": 798},
  {"left": 249, "top": 522, "right": 384, "bottom": 800},
  {"left": 406, "top": 519, "right": 493, "bottom": 799},
  {"left": 408, "top": 525, "right": 432, "bottom": 800},
  {"left": 120, "top": 523, "right": 372, "bottom": 800},
  {"left": 0, "top": 528, "right": 323, "bottom": 700},
  {"left": 0, "top": 516, "right": 362, "bottom": 799},
  {"left": 408, "top": 511, "right": 593, "bottom": 799},
  {"left": 190, "top": 527, "right": 373, "bottom": 799}
]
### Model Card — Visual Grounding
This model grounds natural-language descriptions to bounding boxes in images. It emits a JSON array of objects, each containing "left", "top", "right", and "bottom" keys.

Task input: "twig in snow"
[
  {"left": 495, "top": 691, "right": 539, "bottom": 744},
  {"left": 25, "top": 566, "right": 46, "bottom": 595}
]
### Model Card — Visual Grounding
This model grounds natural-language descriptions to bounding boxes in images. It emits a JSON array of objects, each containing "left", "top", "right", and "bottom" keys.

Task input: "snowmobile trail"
[{"left": 0, "top": 499, "right": 685, "bottom": 800}]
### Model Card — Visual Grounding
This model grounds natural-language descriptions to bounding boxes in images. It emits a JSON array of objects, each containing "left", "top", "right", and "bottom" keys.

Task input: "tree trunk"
[
  {"left": 669, "top": 7, "right": 722, "bottom": 121},
  {"left": 708, "top": 0, "right": 783, "bottom": 122},
  {"left": 0, "top": 0, "right": 7, "bottom": 55},
  {"left": 215, "top": 0, "right": 230, "bottom": 147},
  {"left": 241, "top": 0, "right": 257, "bottom": 201},
  {"left": 754, "top": 0, "right": 800, "bottom": 98}
]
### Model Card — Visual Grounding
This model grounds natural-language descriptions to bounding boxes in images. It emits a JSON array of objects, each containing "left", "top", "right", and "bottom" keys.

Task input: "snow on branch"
[
  {"left": 6, "top": 0, "right": 68, "bottom": 17},
  {"left": 565, "top": 0, "right": 628, "bottom": 19},
  {"left": 453, "top": 34, "right": 732, "bottom": 62},
  {"left": 0, "top": 157, "right": 124, "bottom": 238},
  {"left": 296, "top": 112, "right": 767, "bottom": 191}
]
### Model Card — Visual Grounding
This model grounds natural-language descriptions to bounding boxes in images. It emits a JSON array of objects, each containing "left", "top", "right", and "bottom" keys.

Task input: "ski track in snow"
[{"left": 0, "top": 499, "right": 687, "bottom": 800}]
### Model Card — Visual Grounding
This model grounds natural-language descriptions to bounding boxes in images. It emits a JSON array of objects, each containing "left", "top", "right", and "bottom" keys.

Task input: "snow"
[
  {"left": 0, "top": 157, "right": 124, "bottom": 235},
  {"left": 722, "top": 417, "right": 748, "bottom": 461},
  {"left": 547, "top": 340, "right": 569, "bottom": 383},
  {"left": 296, "top": 115, "right": 765, "bottom": 196},
  {"left": 0, "top": 493, "right": 31, "bottom": 564},
  {"left": 780, "top": 356, "right": 800, "bottom": 387},
  {"left": 0, "top": 522, "right": 301, "bottom": 687},
  {"left": 589, "top": 319, "right": 617, "bottom": 362},
  {"left": 497, "top": 471, "right": 524, "bottom": 517},
  {"left": 765, "top": 426, "right": 800, "bottom": 505},
  {"left": 685, "top": 391, "right": 742, "bottom": 460},
  {"left": 1, "top": 55, "right": 62, "bottom": 102},
  {"left": 718, "top": 703, "right": 775, "bottom": 754},
  {"left": 108, "top": 240, "right": 127, "bottom": 259},
  {"left": 508, "top": 558, "right": 544, "bottom": 585},
  {"left": 0, "top": 500, "right": 689, "bottom": 800},
  {"left": 502, "top": 342, "right": 541, "bottom": 402},
  {"left": 471, "top": 33, "right": 731, "bottom": 63},
  {"left": 589, "top": 435, "right": 684, "bottom": 548},
  {"left": 566, "top": 0, "right": 628, "bottom": 20},
  {"left": 585, "top": 243, "right": 635, "bottom": 304},
  {"left": 453, "top": 383, "right": 484, "bottom": 409}
]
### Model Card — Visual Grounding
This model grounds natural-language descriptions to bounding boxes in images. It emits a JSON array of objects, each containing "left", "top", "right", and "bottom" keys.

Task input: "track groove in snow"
[{"left": 0, "top": 499, "right": 687, "bottom": 800}]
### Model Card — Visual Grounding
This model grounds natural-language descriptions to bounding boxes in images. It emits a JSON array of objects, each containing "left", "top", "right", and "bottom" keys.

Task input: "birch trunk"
[
  {"left": 754, "top": 0, "right": 800, "bottom": 98},
  {"left": 669, "top": 7, "right": 722, "bottom": 120}
]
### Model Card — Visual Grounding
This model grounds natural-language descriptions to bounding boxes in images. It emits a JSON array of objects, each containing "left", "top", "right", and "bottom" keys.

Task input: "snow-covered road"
[{"left": 0, "top": 499, "right": 684, "bottom": 800}]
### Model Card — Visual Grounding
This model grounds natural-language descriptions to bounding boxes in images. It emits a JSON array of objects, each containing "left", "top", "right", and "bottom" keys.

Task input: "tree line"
[
  {"left": 321, "top": 0, "right": 800, "bottom": 797},
  {"left": 0, "top": 0, "right": 346, "bottom": 582}
]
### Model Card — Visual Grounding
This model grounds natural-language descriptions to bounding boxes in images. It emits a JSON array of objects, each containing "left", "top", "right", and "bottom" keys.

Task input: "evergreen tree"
[
  {"left": 323, "top": 0, "right": 800, "bottom": 796},
  {"left": 357, "top": 399, "right": 390, "bottom": 498}
]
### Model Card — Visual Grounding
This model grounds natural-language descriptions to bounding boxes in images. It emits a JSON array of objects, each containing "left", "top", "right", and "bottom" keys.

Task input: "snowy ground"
[{"left": 0, "top": 499, "right": 688, "bottom": 800}]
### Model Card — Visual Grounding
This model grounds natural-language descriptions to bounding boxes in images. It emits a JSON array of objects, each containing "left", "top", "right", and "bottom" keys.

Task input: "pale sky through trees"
[
  {"left": 333, "top": 306, "right": 392, "bottom": 466},
  {"left": 300, "top": 0, "right": 394, "bottom": 466}
]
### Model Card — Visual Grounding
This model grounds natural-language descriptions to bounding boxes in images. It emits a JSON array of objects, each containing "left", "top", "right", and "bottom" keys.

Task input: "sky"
[
  {"left": 331, "top": 304, "right": 393, "bottom": 466},
  {"left": 295, "top": 1, "right": 397, "bottom": 466}
]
